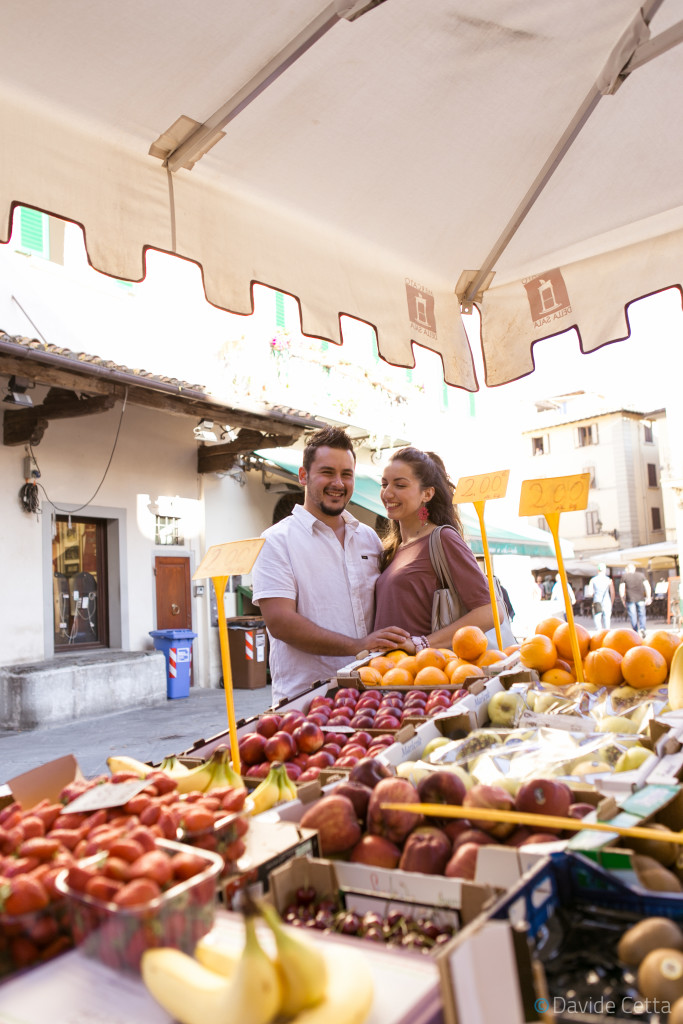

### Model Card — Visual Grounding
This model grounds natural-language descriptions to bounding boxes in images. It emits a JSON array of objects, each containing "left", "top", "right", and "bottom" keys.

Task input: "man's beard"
[{"left": 320, "top": 498, "right": 345, "bottom": 517}]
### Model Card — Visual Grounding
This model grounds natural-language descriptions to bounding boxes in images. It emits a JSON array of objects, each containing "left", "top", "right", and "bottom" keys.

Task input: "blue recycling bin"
[{"left": 149, "top": 628, "right": 197, "bottom": 699}]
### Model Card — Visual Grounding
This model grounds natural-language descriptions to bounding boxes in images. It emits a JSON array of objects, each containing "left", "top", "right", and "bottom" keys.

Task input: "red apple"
[
  {"left": 519, "top": 832, "right": 561, "bottom": 846},
  {"left": 309, "top": 695, "right": 333, "bottom": 710},
  {"left": 334, "top": 780, "right": 373, "bottom": 823},
  {"left": 443, "top": 819, "right": 474, "bottom": 844},
  {"left": 293, "top": 753, "right": 310, "bottom": 768},
  {"left": 300, "top": 795, "right": 362, "bottom": 855},
  {"left": 264, "top": 731, "right": 297, "bottom": 762},
  {"left": 306, "top": 713, "right": 329, "bottom": 727},
  {"left": 321, "top": 743, "right": 341, "bottom": 758},
  {"left": 417, "top": 770, "right": 466, "bottom": 809},
  {"left": 380, "top": 697, "right": 403, "bottom": 709},
  {"left": 505, "top": 827, "right": 533, "bottom": 847},
  {"left": 298, "top": 766, "right": 322, "bottom": 782},
  {"left": 568, "top": 802, "right": 595, "bottom": 819},
  {"left": 283, "top": 762, "right": 302, "bottom": 781},
  {"left": 367, "top": 734, "right": 394, "bottom": 747},
  {"left": 367, "top": 777, "right": 424, "bottom": 843},
  {"left": 245, "top": 762, "right": 271, "bottom": 779},
  {"left": 331, "top": 705, "right": 354, "bottom": 718},
  {"left": 335, "top": 688, "right": 359, "bottom": 700},
  {"left": 338, "top": 744, "right": 366, "bottom": 759},
  {"left": 238, "top": 732, "right": 267, "bottom": 766},
  {"left": 463, "top": 784, "right": 516, "bottom": 839},
  {"left": 350, "top": 834, "right": 401, "bottom": 868},
  {"left": 335, "top": 697, "right": 357, "bottom": 708},
  {"left": 255, "top": 714, "right": 283, "bottom": 738},
  {"left": 450, "top": 828, "right": 494, "bottom": 850},
  {"left": 425, "top": 696, "right": 450, "bottom": 710},
  {"left": 515, "top": 779, "right": 572, "bottom": 834},
  {"left": 348, "top": 757, "right": 394, "bottom": 789},
  {"left": 399, "top": 826, "right": 452, "bottom": 875},
  {"left": 445, "top": 842, "right": 480, "bottom": 880},
  {"left": 373, "top": 715, "right": 401, "bottom": 729},
  {"left": 293, "top": 721, "right": 325, "bottom": 754}
]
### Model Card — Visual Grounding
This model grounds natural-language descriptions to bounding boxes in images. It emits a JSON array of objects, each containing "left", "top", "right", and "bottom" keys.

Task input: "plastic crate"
[
  {"left": 176, "top": 809, "right": 249, "bottom": 883},
  {"left": 0, "top": 897, "right": 72, "bottom": 979},
  {"left": 484, "top": 852, "right": 683, "bottom": 1023},
  {"left": 55, "top": 838, "right": 222, "bottom": 974}
]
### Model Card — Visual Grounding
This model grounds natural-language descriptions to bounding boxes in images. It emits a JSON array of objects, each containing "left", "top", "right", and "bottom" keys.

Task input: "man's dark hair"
[{"left": 302, "top": 425, "right": 356, "bottom": 472}]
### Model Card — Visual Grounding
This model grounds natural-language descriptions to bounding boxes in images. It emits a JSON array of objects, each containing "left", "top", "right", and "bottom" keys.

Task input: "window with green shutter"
[
  {"left": 275, "top": 291, "right": 286, "bottom": 329},
  {"left": 17, "top": 207, "right": 50, "bottom": 258}
]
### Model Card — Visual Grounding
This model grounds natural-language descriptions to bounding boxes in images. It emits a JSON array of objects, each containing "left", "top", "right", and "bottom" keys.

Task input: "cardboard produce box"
[{"left": 221, "top": 815, "right": 319, "bottom": 907}]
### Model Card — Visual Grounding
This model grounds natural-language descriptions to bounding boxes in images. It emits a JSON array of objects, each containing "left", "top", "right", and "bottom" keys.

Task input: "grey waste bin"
[{"left": 226, "top": 617, "right": 268, "bottom": 689}]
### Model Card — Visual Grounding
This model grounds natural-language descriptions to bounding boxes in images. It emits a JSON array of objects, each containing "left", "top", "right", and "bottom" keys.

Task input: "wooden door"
[
  {"left": 155, "top": 556, "right": 192, "bottom": 629},
  {"left": 155, "top": 556, "right": 193, "bottom": 683}
]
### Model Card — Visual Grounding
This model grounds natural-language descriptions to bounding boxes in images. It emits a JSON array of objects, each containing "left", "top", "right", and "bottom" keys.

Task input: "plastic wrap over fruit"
[
  {"left": 427, "top": 725, "right": 647, "bottom": 789},
  {"left": 524, "top": 680, "right": 669, "bottom": 734}
]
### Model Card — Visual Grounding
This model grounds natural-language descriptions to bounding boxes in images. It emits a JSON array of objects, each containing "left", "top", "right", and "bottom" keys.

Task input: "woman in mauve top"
[{"left": 374, "top": 448, "right": 500, "bottom": 653}]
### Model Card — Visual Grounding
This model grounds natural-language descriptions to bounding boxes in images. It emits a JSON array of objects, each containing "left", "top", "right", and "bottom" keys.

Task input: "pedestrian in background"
[
  {"left": 551, "top": 573, "right": 575, "bottom": 620},
  {"left": 619, "top": 562, "right": 652, "bottom": 638},
  {"left": 586, "top": 562, "right": 616, "bottom": 630}
]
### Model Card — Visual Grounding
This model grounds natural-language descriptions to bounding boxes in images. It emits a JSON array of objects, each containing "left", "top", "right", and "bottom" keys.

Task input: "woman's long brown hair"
[{"left": 380, "top": 447, "right": 463, "bottom": 569}]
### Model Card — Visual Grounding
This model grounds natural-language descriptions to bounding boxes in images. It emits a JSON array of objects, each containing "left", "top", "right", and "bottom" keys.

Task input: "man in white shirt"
[
  {"left": 585, "top": 563, "right": 616, "bottom": 630},
  {"left": 252, "top": 427, "right": 410, "bottom": 702}
]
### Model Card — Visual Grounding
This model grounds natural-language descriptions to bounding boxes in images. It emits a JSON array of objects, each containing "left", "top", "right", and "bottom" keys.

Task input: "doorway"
[{"left": 154, "top": 556, "right": 193, "bottom": 683}]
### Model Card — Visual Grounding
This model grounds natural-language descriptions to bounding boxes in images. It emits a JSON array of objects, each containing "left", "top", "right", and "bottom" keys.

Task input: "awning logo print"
[
  {"left": 406, "top": 279, "right": 437, "bottom": 339},
  {"left": 523, "top": 269, "right": 572, "bottom": 328}
]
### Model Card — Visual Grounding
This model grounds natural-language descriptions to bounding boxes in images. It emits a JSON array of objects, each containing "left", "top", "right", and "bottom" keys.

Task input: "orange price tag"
[
  {"left": 453, "top": 470, "right": 509, "bottom": 503},
  {"left": 519, "top": 474, "right": 591, "bottom": 516},
  {"left": 192, "top": 538, "right": 265, "bottom": 580}
]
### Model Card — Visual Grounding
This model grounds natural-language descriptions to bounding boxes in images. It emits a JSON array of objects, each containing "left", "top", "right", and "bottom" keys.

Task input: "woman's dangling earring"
[{"left": 418, "top": 503, "right": 430, "bottom": 524}]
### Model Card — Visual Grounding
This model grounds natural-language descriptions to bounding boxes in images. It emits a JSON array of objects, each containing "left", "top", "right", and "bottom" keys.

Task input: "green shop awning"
[{"left": 255, "top": 449, "right": 572, "bottom": 559}]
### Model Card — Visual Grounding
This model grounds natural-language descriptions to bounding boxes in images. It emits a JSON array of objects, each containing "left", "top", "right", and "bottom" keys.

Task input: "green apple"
[
  {"left": 442, "top": 764, "right": 474, "bottom": 790},
  {"left": 613, "top": 746, "right": 654, "bottom": 773},
  {"left": 422, "top": 736, "right": 451, "bottom": 759},
  {"left": 596, "top": 715, "right": 639, "bottom": 734},
  {"left": 487, "top": 691, "right": 525, "bottom": 727},
  {"left": 395, "top": 760, "right": 432, "bottom": 784},
  {"left": 571, "top": 759, "right": 611, "bottom": 777},
  {"left": 533, "top": 692, "right": 572, "bottom": 715}
]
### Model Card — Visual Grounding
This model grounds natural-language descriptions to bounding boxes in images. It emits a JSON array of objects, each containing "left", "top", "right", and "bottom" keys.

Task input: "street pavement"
[
  {"left": 0, "top": 684, "right": 275, "bottom": 785},
  {"left": 0, "top": 611, "right": 673, "bottom": 787}
]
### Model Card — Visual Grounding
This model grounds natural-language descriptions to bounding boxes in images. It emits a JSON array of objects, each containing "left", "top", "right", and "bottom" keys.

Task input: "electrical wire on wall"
[{"left": 21, "top": 387, "right": 129, "bottom": 516}]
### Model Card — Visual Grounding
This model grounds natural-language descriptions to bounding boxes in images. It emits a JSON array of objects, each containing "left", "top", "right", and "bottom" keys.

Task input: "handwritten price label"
[
  {"left": 519, "top": 473, "right": 591, "bottom": 516},
  {"left": 193, "top": 538, "right": 265, "bottom": 580},
  {"left": 453, "top": 470, "right": 509, "bottom": 503}
]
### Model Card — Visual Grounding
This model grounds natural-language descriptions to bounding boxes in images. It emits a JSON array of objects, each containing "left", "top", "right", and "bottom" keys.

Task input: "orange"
[
  {"left": 368, "top": 655, "right": 395, "bottom": 676},
  {"left": 540, "top": 667, "right": 575, "bottom": 687},
  {"left": 438, "top": 647, "right": 458, "bottom": 661},
  {"left": 358, "top": 666, "right": 382, "bottom": 685},
  {"left": 590, "top": 629, "right": 609, "bottom": 651},
  {"left": 602, "top": 628, "right": 643, "bottom": 657},
  {"left": 448, "top": 663, "right": 484, "bottom": 687},
  {"left": 504, "top": 644, "right": 521, "bottom": 656},
  {"left": 415, "top": 647, "right": 447, "bottom": 671},
  {"left": 520, "top": 634, "right": 557, "bottom": 673},
  {"left": 536, "top": 616, "right": 565, "bottom": 640},
  {"left": 413, "top": 665, "right": 450, "bottom": 687},
  {"left": 648, "top": 630, "right": 682, "bottom": 668},
  {"left": 476, "top": 649, "right": 506, "bottom": 666},
  {"left": 444, "top": 657, "right": 468, "bottom": 680},
  {"left": 584, "top": 647, "right": 623, "bottom": 688},
  {"left": 553, "top": 622, "right": 590, "bottom": 660},
  {"left": 396, "top": 655, "right": 419, "bottom": 677},
  {"left": 381, "top": 667, "right": 414, "bottom": 687},
  {"left": 452, "top": 625, "right": 488, "bottom": 662},
  {"left": 384, "top": 649, "right": 410, "bottom": 665},
  {"left": 621, "top": 645, "right": 668, "bottom": 689}
]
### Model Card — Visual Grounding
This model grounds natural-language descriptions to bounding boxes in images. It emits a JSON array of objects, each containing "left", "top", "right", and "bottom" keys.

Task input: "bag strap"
[{"left": 428, "top": 526, "right": 460, "bottom": 599}]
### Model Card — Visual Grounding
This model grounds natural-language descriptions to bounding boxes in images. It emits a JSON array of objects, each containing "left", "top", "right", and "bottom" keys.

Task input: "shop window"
[
  {"left": 647, "top": 463, "right": 658, "bottom": 487},
  {"left": 531, "top": 435, "right": 549, "bottom": 456},
  {"left": 52, "top": 516, "right": 108, "bottom": 650},
  {"left": 577, "top": 423, "right": 598, "bottom": 447},
  {"left": 586, "top": 509, "right": 601, "bottom": 535},
  {"left": 651, "top": 507, "right": 662, "bottom": 531},
  {"left": 644, "top": 422, "right": 654, "bottom": 443}
]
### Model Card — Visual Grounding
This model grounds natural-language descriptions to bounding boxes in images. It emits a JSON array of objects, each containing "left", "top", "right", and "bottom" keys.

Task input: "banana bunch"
[
  {"left": 107, "top": 745, "right": 246, "bottom": 796},
  {"left": 141, "top": 900, "right": 374, "bottom": 1024},
  {"left": 249, "top": 762, "right": 297, "bottom": 816}
]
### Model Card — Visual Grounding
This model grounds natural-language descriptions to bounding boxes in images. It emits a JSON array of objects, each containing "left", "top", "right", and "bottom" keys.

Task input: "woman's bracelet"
[{"left": 411, "top": 635, "right": 430, "bottom": 652}]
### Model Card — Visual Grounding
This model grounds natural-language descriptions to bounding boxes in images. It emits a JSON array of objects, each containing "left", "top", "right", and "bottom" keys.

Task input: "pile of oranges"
[
  {"left": 357, "top": 625, "right": 517, "bottom": 688},
  {"left": 520, "top": 616, "right": 681, "bottom": 691}
]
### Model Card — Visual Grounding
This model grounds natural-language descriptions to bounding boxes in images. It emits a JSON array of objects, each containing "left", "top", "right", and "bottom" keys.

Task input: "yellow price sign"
[
  {"left": 453, "top": 470, "right": 509, "bottom": 504},
  {"left": 192, "top": 538, "right": 265, "bottom": 580},
  {"left": 519, "top": 473, "right": 591, "bottom": 517}
]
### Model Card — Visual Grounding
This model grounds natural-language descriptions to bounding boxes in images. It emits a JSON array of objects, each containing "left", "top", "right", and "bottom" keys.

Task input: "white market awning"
[
  {"left": 2, "top": 2, "right": 683, "bottom": 390},
  {"left": 589, "top": 541, "right": 680, "bottom": 569}
]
